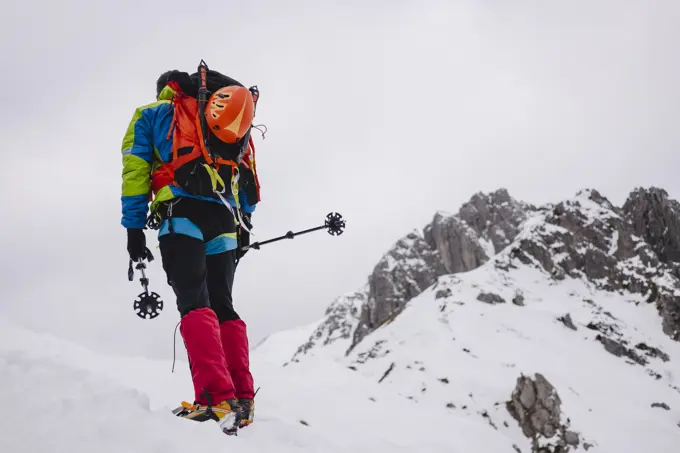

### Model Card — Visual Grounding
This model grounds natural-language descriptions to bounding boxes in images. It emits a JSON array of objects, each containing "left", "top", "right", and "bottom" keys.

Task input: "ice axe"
[
  {"left": 241, "top": 212, "right": 346, "bottom": 252},
  {"left": 128, "top": 252, "right": 164, "bottom": 320}
]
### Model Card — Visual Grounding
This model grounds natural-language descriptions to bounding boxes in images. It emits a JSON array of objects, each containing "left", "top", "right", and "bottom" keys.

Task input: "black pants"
[{"left": 158, "top": 199, "right": 240, "bottom": 323}]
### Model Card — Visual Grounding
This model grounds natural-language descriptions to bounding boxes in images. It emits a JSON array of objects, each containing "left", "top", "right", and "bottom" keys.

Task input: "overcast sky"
[{"left": 1, "top": 0, "right": 678, "bottom": 360}]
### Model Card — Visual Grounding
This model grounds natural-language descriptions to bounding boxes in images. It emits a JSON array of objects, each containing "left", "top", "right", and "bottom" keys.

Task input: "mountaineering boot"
[
  {"left": 237, "top": 398, "right": 254, "bottom": 428},
  {"left": 173, "top": 398, "right": 243, "bottom": 435}
]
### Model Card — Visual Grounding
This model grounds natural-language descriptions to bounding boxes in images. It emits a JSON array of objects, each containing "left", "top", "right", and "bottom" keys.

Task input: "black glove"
[
  {"left": 236, "top": 214, "right": 252, "bottom": 260},
  {"left": 127, "top": 228, "right": 153, "bottom": 262}
]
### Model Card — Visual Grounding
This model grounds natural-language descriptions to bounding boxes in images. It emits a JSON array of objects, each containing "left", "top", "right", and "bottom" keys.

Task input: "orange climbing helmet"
[{"left": 205, "top": 86, "right": 255, "bottom": 144}]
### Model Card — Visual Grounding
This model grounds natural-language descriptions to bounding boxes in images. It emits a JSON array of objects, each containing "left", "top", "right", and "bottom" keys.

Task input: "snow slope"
[
  {"left": 0, "top": 316, "right": 516, "bottom": 453},
  {"left": 336, "top": 262, "right": 680, "bottom": 452}
]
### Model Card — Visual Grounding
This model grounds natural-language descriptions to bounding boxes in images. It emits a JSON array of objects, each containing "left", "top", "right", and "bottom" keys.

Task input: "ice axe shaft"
[{"left": 242, "top": 212, "right": 345, "bottom": 251}]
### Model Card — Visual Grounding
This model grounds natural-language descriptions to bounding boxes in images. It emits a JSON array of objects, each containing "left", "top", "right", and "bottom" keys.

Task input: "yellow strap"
[
  {"left": 230, "top": 168, "right": 240, "bottom": 212},
  {"left": 203, "top": 163, "right": 244, "bottom": 229},
  {"left": 202, "top": 163, "right": 253, "bottom": 235},
  {"left": 202, "top": 164, "right": 226, "bottom": 194}
]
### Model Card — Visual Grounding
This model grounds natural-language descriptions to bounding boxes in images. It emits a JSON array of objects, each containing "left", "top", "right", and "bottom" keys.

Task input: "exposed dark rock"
[
  {"left": 623, "top": 187, "right": 680, "bottom": 264},
  {"left": 648, "top": 370, "right": 663, "bottom": 380},
  {"left": 378, "top": 362, "right": 395, "bottom": 383},
  {"left": 513, "top": 291, "right": 526, "bottom": 306},
  {"left": 480, "top": 410, "right": 498, "bottom": 430},
  {"left": 456, "top": 189, "right": 534, "bottom": 252},
  {"left": 651, "top": 402, "right": 670, "bottom": 410},
  {"left": 425, "top": 214, "right": 489, "bottom": 274},
  {"left": 507, "top": 373, "right": 580, "bottom": 452},
  {"left": 585, "top": 321, "right": 618, "bottom": 336},
  {"left": 354, "top": 340, "right": 389, "bottom": 364},
  {"left": 516, "top": 238, "right": 556, "bottom": 273},
  {"left": 657, "top": 293, "right": 680, "bottom": 341},
  {"left": 435, "top": 287, "right": 452, "bottom": 299},
  {"left": 621, "top": 188, "right": 680, "bottom": 340},
  {"left": 635, "top": 342, "right": 670, "bottom": 362},
  {"left": 557, "top": 314, "right": 577, "bottom": 331},
  {"left": 595, "top": 335, "right": 647, "bottom": 366},
  {"left": 477, "top": 292, "right": 507, "bottom": 304},
  {"left": 564, "top": 431, "right": 580, "bottom": 446},
  {"left": 582, "top": 248, "right": 618, "bottom": 281}
]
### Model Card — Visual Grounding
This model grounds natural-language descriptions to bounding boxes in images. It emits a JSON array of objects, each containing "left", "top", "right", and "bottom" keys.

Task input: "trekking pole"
[
  {"left": 242, "top": 212, "right": 346, "bottom": 252},
  {"left": 128, "top": 255, "right": 164, "bottom": 320}
]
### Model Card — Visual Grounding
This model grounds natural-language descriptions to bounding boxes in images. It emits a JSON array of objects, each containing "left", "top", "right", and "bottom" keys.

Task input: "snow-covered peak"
[
  {"left": 508, "top": 188, "right": 680, "bottom": 341},
  {"left": 293, "top": 188, "right": 680, "bottom": 367},
  {"left": 273, "top": 186, "right": 680, "bottom": 451}
]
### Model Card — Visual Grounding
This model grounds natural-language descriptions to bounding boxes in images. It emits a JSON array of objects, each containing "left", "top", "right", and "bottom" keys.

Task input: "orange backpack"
[{"left": 150, "top": 62, "right": 261, "bottom": 227}]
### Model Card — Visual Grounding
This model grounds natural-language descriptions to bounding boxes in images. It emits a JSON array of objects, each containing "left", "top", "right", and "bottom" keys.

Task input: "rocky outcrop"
[
  {"left": 477, "top": 291, "right": 506, "bottom": 304},
  {"left": 623, "top": 187, "right": 680, "bottom": 264},
  {"left": 458, "top": 189, "right": 535, "bottom": 253},
  {"left": 657, "top": 293, "right": 680, "bottom": 341},
  {"left": 425, "top": 214, "right": 489, "bottom": 274},
  {"left": 291, "top": 290, "right": 365, "bottom": 361},
  {"left": 557, "top": 314, "right": 577, "bottom": 331},
  {"left": 352, "top": 231, "right": 445, "bottom": 348},
  {"left": 623, "top": 188, "right": 680, "bottom": 340},
  {"left": 352, "top": 189, "right": 532, "bottom": 349},
  {"left": 595, "top": 335, "right": 647, "bottom": 366},
  {"left": 425, "top": 189, "right": 533, "bottom": 273},
  {"left": 510, "top": 188, "right": 680, "bottom": 342},
  {"left": 507, "top": 373, "right": 581, "bottom": 453}
]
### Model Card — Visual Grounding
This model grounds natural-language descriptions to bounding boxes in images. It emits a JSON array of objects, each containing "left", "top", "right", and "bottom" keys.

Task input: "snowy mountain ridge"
[{"left": 279, "top": 187, "right": 680, "bottom": 452}]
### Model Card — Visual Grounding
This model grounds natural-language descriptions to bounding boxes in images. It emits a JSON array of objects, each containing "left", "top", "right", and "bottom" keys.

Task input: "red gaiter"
[
  {"left": 220, "top": 319, "right": 255, "bottom": 399},
  {"left": 180, "top": 308, "right": 235, "bottom": 404}
]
